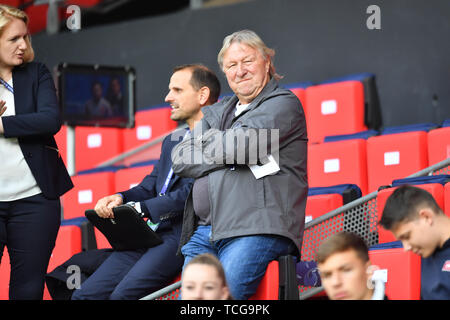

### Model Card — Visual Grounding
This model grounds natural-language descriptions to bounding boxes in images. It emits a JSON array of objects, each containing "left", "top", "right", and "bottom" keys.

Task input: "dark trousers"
[
  {"left": 71, "top": 229, "right": 184, "bottom": 300},
  {"left": 0, "top": 193, "right": 61, "bottom": 300}
]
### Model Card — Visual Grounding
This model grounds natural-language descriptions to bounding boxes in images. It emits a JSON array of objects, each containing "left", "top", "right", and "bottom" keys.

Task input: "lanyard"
[
  {"left": 159, "top": 168, "right": 174, "bottom": 196},
  {"left": 159, "top": 129, "right": 190, "bottom": 196},
  {"left": 0, "top": 78, "right": 13, "bottom": 94}
]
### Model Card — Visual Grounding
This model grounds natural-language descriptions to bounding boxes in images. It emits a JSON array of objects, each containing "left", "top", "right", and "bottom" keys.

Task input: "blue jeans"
[{"left": 181, "top": 225, "right": 296, "bottom": 300}]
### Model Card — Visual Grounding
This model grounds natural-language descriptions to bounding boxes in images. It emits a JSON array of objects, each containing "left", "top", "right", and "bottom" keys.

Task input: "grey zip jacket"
[{"left": 171, "top": 78, "right": 308, "bottom": 256}]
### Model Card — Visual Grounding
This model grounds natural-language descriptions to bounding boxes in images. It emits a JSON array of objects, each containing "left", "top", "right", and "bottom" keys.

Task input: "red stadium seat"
[
  {"left": 249, "top": 260, "right": 279, "bottom": 300},
  {"left": 305, "top": 81, "right": 366, "bottom": 144},
  {"left": 308, "top": 139, "right": 368, "bottom": 194},
  {"left": 75, "top": 127, "right": 124, "bottom": 172},
  {"left": 367, "top": 131, "right": 428, "bottom": 193},
  {"left": 289, "top": 87, "right": 307, "bottom": 117},
  {"left": 62, "top": 169, "right": 116, "bottom": 220},
  {"left": 377, "top": 183, "right": 445, "bottom": 243},
  {"left": 114, "top": 162, "right": 155, "bottom": 193},
  {"left": 427, "top": 126, "right": 450, "bottom": 165},
  {"left": 369, "top": 246, "right": 421, "bottom": 300},
  {"left": 122, "top": 107, "right": 178, "bottom": 153},
  {"left": 305, "top": 194, "right": 343, "bottom": 223},
  {"left": 47, "top": 225, "right": 83, "bottom": 273},
  {"left": 120, "top": 141, "right": 163, "bottom": 167}
]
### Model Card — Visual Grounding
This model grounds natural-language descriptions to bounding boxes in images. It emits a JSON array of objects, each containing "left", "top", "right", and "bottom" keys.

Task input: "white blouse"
[{"left": 0, "top": 78, "right": 41, "bottom": 201}]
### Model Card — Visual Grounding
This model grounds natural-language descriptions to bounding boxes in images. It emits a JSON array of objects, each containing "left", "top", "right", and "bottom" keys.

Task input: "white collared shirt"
[
  {"left": 235, "top": 101, "right": 250, "bottom": 117},
  {"left": 0, "top": 78, "right": 41, "bottom": 201}
]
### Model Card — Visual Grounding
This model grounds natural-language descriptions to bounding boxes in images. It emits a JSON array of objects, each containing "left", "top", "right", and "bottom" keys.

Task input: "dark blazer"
[
  {"left": 120, "top": 130, "right": 193, "bottom": 236},
  {"left": 2, "top": 62, "right": 73, "bottom": 199}
]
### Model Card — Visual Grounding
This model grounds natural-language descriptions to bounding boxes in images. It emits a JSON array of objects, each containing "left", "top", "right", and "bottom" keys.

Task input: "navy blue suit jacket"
[
  {"left": 2, "top": 62, "right": 73, "bottom": 199},
  {"left": 120, "top": 130, "right": 193, "bottom": 236}
]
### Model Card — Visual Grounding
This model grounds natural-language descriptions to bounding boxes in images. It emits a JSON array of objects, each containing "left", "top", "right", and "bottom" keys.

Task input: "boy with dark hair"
[
  {"left": 317, "top": 232, "right": 385, "bottom": 300},
  {"left": 380, "top": 185, "right": 450, "bottom": 300}
]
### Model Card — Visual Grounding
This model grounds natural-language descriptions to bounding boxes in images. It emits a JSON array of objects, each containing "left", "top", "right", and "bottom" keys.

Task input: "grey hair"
[{"left": 217, "top": 29, "right": 283, "bottom": 81}]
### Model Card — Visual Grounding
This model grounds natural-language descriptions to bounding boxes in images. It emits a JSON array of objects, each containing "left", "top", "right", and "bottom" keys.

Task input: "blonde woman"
[{"left": 0, "top": 5, "right": 73, "bottom": 299}]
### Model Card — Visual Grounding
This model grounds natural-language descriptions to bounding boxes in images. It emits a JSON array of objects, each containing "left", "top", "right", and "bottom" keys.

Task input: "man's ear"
[
  {"left": 198, "top": 86, "right": 211, "bottom": 106},
  {"left": 418, "top": 208, "right": 434, "bottom": 226}
]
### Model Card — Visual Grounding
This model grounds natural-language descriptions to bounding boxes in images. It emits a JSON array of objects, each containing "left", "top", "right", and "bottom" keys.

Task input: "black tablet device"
[{"left": 85, "top": 205, "right": 162, "bottom": 251}]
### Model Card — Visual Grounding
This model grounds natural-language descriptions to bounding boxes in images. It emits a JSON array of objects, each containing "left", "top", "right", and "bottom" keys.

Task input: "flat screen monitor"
[{"left": 57, "top": 63, "right": 136, "bottom": 128}]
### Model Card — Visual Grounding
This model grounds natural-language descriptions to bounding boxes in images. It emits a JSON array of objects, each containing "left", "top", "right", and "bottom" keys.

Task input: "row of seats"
[
  {"left": 63, "top": 162, "right": 363, "bottom": 224},
  {"left": 308, "top": 122, "right": 450, "bottom": 194},
  {"left": 54, "top": 122, "right": 448, "bottom": 299},
  {"left": 297, "top": 242, "right": 422, "bottom": 300},
  {"left": 302, "top": 175, "right": 449, "bottom": 300},
  {"left": 55, "top": 106, "right": 177, "bottom": 172},
  {"left": 54, "top": 72, "right": 445, "bottom": 300},
  {"left": 287, "top": 73, "right": 382, "bottom": 144},
  {"left": 62, "top": 162, "right": 156, "bottom": 220}
]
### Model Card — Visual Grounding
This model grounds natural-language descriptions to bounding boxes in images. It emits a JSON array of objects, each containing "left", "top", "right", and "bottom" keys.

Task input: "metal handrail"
[
  {"left": 140, "top": 281, "right": 182, "bottom": 300},
  {"left": 305, "top": 157, "right": 450, "bottom": 230}
]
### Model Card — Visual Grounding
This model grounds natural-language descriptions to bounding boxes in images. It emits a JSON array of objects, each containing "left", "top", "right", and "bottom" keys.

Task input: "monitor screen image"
[{"left": 57, "top": 63, "right": 136, "bottom": 128}]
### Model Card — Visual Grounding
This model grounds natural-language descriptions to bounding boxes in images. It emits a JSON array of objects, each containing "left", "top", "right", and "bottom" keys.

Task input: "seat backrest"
[
  {"left": 249, "top": 260, "right": 280, "bottom": 300},
  {"left": 47, "top": 224, "right": 83, "bottom": 273},
  {"left": 62, "top": 168, "right": 118, "bottom": 219},
  {"left": 122, "top": 107, "right": 178, "bottom": 152},
  {"left": 427, "top": 126, "right": 450, "bottom": 165},
  {"left": 306, "top": 184, "right": 362, "bottom": 222},
  {"left": 286, "top": 83, "right": 310, "bottom": 119},
  {"left": 308, "top": 139, "right": 368, "bottom": 194},
  {"left": 114, "top": 161, "right": 156, "bottom": 192},
  {"left": 369, "top": 244, "right": 421, "bottom": 300},
  {"left": 75, "top": 126, "right": 124, "bottom": 172},
  {"left": 367, "top": 130, "right": 429, "bottom": 193},
  {"left": 60, "top": 217, "right": 97, "bottom": 251},
  {"left": 305, "top": 80, "right": 366, "bottom": 144}
]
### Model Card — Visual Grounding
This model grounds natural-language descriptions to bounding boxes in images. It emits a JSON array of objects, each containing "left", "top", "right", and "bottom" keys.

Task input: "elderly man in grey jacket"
[{"left": 171, "top": 30, "right": 308, "bottom": 300}]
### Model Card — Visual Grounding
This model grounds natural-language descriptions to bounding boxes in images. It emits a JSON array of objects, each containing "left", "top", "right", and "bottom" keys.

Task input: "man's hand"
[{"left": 94, "top": 194, "right": 123, "bottom": 218}]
